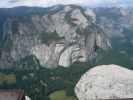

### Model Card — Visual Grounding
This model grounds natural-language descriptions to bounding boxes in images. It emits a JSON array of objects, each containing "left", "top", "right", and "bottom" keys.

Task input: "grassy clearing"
[
  {"left": 0, "top": 73, "right": 16, "bottom": 84},
  {"left": 49, "top": 90, "right": 77, "bottom": 100}
]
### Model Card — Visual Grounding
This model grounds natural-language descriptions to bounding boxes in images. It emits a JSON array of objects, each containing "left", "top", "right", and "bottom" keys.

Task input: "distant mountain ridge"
[
  {"left": 0, "top": 5, "right": 133, "bottom": 69},
  {"left": 0, "top": 5, "right": 111, "bottom": 69}
]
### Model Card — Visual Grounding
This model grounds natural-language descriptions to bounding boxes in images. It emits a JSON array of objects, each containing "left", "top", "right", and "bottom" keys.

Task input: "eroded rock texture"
[
  {"left": 1, "top": 6, "right": 133, "bottom": 69},
  {"left": 75, "top": 64, "right": 133, "bottom": 100},
  {"left": 0, "top": 5, "right": 111, "bottom": 68}
]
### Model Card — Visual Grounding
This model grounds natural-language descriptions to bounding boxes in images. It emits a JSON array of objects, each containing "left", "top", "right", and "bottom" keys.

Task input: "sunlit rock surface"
[
  {"left": 26, "top": 96, "right": 31, "bottom": 100},
  {"left": 75, "top": 64, "right": 133, "bottom": 100},
  {"left": 0, "top": 5, "right": 111, "bottom": 68}
]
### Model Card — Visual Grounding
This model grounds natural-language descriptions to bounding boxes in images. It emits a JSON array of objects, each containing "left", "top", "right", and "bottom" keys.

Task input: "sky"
[{"left": 0, "top": 0, "right": 133, "bottom": 8}]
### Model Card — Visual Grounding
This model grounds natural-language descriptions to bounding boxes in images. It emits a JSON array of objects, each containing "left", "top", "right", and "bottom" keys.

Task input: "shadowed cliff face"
[{"left": 0, "top": 5, "right": 111, "bottom": 69}]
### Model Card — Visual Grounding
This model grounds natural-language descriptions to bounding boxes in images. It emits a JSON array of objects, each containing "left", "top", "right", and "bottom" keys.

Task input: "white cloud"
[
  {"left": 0, "top": 0, "right": 85, "bottom": 8},
  {"left": 0, "top": 0, "right": 132, "bottom": 8}
]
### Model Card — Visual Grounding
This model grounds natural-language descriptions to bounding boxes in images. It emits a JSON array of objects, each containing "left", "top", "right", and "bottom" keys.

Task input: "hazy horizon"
[{"left": 0, "top": 0, "right": 133, "bottom": 8}]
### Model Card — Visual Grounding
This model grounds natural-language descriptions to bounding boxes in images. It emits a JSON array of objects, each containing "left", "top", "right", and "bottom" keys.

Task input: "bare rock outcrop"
[
  {"left": 75, "top": 64, "right": 133, "bottom": 100},
  {"left": 0, "top": 5, "right": 111, "bottom": 68},
  {"left": 26, "top": 96, "right": 31, "bottom": 100}
]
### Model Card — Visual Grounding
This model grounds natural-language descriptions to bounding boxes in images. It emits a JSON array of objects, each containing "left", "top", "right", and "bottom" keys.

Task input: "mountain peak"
[{"left": 0, "top": 5, "right": 110, "bottom": 69}]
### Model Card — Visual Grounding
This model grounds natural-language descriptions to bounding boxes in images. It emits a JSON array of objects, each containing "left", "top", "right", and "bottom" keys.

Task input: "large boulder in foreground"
[
  {"left": 26, "top": 96, "right": 31, "bottom": 100},
  {"left": 75, "top": 64, "right": 133, "bottom": 100}
]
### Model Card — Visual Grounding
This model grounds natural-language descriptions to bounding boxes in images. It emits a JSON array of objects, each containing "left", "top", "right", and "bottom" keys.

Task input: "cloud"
[
  {"left": 0, "top": 0, "right": 85, "bottom": 8},
  {"left": 0, "top": 0, "right": 132, "bottom": 8}
]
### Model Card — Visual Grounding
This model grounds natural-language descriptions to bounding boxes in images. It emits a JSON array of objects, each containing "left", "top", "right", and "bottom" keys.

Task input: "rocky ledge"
[{"left": 75, "top": 64, "right": 133, "bottom": 100}]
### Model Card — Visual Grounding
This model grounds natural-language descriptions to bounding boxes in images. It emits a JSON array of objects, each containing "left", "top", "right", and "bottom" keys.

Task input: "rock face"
[
  {"left": 94, "top": 7, "right": 133, "bottom": 38},
  {"left": 1, "top": 6, "right": 133, "bottom": 69},
  {"left": 84, "top": 9, "right": 96, "bottom": 23},
  {"left": 0, "top": 5, "right": 111, "bottom": 69},
  {"left": 25, "top": 96, "right": 31, "bottom": 100},
  {"left": 75, "top": 64, "right": 133, "bottom": 100}
]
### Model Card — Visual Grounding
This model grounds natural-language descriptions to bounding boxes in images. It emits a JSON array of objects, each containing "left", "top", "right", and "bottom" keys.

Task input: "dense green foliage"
[
  {"left": 40, "top": 31, "right": 62, "bottom": 44},
  {"left": 76, "top": 27, "right": 92, "bottom": 36},
  {"left": 0, "top": 61, "right": 96, "bottom": 100},
  {"left": 96, "top": 29, "right": 133, "bottom": 70},
  {"left": 11, "top": 20, "right": 19, "bottom": 34},
  {"left": 15, "top": 55, "right": 41, "bottom": 70},
  {"left": 3, "top": 37, "right": 13, "bottom": 53}
]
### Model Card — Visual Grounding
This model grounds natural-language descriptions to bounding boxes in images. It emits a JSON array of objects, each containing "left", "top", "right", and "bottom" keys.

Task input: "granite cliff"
[
  {"left": 75, "top": 64, "right": 133, "bottom": 99},
  {"left": 0, "top": 5, "right": 111, "bottom": 69}
]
